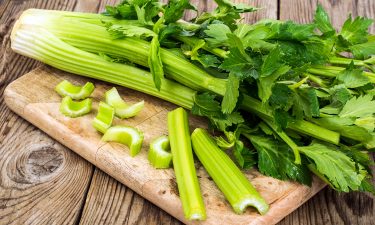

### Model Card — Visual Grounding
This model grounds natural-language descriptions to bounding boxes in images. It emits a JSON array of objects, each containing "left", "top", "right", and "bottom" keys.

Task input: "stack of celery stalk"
[{"left": 10, "top": 0, "right": 375, "bottom": 220}]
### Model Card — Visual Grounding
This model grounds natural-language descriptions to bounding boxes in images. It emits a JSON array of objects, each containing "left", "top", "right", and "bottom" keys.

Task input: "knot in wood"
[{"left": 8, "top": 145, "right": 64, "bottom": 185}]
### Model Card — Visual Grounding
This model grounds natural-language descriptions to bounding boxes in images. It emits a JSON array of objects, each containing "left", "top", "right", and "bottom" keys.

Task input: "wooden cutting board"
[{"left": 4, "top": 66, "right": 326, "bottom": 225}]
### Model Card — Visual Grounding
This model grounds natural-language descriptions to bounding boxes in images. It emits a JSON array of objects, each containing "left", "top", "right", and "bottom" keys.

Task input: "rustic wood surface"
[{"left": 0, "top": 0, "right": 374, "bottom": 225}]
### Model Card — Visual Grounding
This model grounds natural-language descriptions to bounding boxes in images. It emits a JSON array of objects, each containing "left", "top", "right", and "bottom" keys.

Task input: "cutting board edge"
[{"left": 4, "top": 66, "right": 328, "bottom": 225}]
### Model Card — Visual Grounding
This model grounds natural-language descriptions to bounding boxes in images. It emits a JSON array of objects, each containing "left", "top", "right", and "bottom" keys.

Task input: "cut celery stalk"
[
  {"left": 102, "top": 125, "right": 144, "bottom": 156},
  {"left": 11, "top": 25, "right": 196, "bottom": 109},
  {"left": 59, "top": 96, "right": 92, "bottom": 118},
  {"left": 14, "top": 10, "right": 227, "bottom": 96},
  {"left": 105, "top": 87, "right": 144, "bottom": 119},
  {"left": 55, "top": 80, "right": 94, "bottom": 99},
  {"left": 92, "top": 101, "right": 115, "bottom": 133},
  {"left": 168, "top": 107, "right": 206, "bottom": 220},
  {"left": 148, "top": 135, "right": 172, "bottom": 169},
  {"left": 191, "top": 128, "right": 269, "bottom": 215}
]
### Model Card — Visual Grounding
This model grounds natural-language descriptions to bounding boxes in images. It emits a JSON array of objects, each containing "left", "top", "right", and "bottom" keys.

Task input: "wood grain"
[
  {"left": 279, "top": 0, "right": 375, "bottom": 32},
  {"left": 0, "top": 0, "right": 95, "bottom": 224},
  {"left": 80, "top": 169, "right": 181, "bottom": 225},
  {"left": 0, "top": 124, "right": 93, "bottom": 224}
]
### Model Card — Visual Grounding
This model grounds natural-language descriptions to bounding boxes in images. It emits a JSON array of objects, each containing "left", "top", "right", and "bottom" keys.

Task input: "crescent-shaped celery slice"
[
  {"left": 102, "top": 125, "right": 144, "bottom": 156},
  {"left": 55, "top": 80, "right": 94, "bottom": 100},
  {"left": 148, "top": 135, "right": 172, "bottom": 169},
  {"left": 59, "top": 96, "right": 92, "bottom": 118},
  {"left": 105, "top": 87, "right": 144, "bottom": 119}
]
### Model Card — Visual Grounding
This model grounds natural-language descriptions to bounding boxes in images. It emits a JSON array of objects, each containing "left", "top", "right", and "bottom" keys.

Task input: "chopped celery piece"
[
  {"left": 168, "top": 107, "right": 206, "bottom": 220},
  {"left": 59, "top": 96, "right": 92, "bottom": 118},
  {"left": 105, "top": 87, "right": 144, "bottom": 119},
  {"left": 92, "top": 101, "right": 115, "bottom": 133},
  {"left": 191, "top": 128, "right": 269, "bottom": 215},
  {"left": 148, "top": 135, "right": 172, "bottom": 169},
  {"left": 55, "top": 80, "right": 94, "bottom": 99},
  {"left": 102, "top": 125, "right": 144, "bottom": 157}
]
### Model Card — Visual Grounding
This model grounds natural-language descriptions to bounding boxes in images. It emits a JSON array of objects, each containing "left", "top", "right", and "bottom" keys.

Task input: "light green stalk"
[
  {"left": 191, "top": 128, "right": 269, "bottom": 215},
  {"left": 168, "top": 108, "right": 206, "bottom": 220}
]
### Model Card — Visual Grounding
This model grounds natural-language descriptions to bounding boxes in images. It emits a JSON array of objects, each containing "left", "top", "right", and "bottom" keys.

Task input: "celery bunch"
[{"left": 10, "top": 0, "right": 375, "bottom": 217}]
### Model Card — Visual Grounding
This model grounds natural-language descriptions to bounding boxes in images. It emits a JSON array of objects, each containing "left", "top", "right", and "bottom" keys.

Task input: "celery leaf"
[
  {"left": 313, "top": 4, "right": 334, "bottom": 34},
  {"left": 299, "top": 142, "right": 366, "bottom": 192},
  {"left": 247, "top": 135, "right": 312, "bottom": 185},
  {"left": 339, "top": 95, "right": 375, "bottom": 118},
  {"left": 148, "top": 36, "right": 164, "bottom": 90}
]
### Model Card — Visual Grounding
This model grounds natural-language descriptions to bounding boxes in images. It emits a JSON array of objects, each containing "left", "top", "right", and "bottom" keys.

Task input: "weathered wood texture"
[
  {"left": 280, "top": 0, "right": 375, "bottom": 32},
  {"left": 0, "top": 0, "right": 374, "bottom": 225},
  {"left": 0, "top": 0, "right": 95, "bottom": 225}
]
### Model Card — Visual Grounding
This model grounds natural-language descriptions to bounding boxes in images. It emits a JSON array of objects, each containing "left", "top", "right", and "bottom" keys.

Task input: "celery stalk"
[
  {"left": 11, "top": 25, "right": 196, "bottom": 109},
  {"left": 148, "top": 135, "right": 172, "bottom": 169},
  {"left": 55, "top": 80, "right": 94, "bottom": 99},
  {"left": 102, "top": 125, "right": 144, "bottom": 156},
  {"left": 11, "top": 10, "right": 343, "bottom": 144},
  {"left": 191, "top": 128, "right": 269, "bottom": 215},
  {"left": 168, "top": 108, "right": 206, "bottom": 220},
  {"left": 15, "top": 10, "right": 227, "bottom": 96}
]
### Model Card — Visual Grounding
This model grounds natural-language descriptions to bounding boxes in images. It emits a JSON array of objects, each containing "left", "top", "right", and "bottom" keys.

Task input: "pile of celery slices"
[{"left": 11, "top": 0, "right": 375, "bottom": 220}]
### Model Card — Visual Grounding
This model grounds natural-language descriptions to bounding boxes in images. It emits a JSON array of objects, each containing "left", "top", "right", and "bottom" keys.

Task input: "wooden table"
[{"left": 0, "top": 0, "right": 374, "bottom": 224}]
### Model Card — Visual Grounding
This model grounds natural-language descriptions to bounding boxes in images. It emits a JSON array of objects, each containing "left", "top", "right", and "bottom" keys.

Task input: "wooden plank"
[
  {"left": 4, "top": 66, "right": 326, "bottom": 225},
  {"left": 0, "top": 0, "right": 97, "bottom": 224},
  {"left": 279, "top": 0, "right": 375, "bottom": 32},
  {"left": 80, "top": 168, "right": 181, "bottom": 225},
  {"left": 278, "top": 1, "right": 375, "bottom": 224}
]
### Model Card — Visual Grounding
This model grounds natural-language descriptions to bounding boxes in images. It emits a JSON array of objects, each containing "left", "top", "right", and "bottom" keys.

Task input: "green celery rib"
[
  {"left": 191, "top": 128, "right": 269, "bottom": 215},
  {"left": 329, "top": 57, "right": 366, "bottom": 66},
  {"left": 168, "top": 108, "right": 206, "bottom": 220},
  {"left": 47, "top": 23, "right": 340, "bottom": 144},
  {"left": 11, "top": 26, "right": 196, "bottom": 109},
  {"left": 12, "top": 11, "right": 342, "bottom": 144},
  {"left": 308, "top": 65, "right": 375, "bottom": 83},
  {"left": 240, "top": 95, "right": 340, "bottom": 145},
  {"left": 16, "top": 12, "right": 227, "bottom": 96}
]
